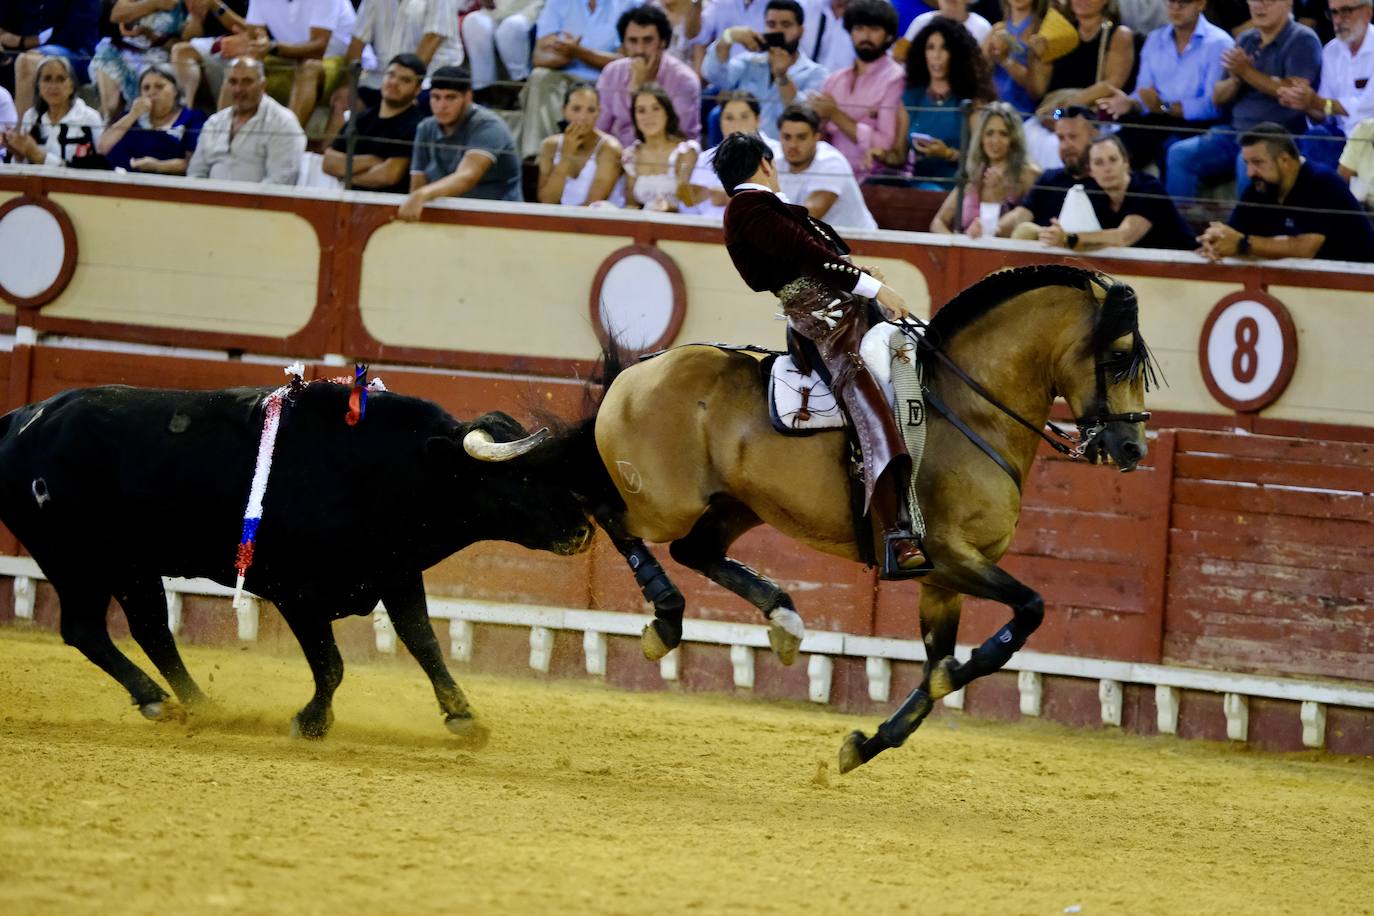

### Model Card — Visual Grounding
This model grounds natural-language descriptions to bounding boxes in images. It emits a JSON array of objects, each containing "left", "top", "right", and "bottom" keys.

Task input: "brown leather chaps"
[{"left": 779, "top": 280, "right": 912, "bottom": 539}]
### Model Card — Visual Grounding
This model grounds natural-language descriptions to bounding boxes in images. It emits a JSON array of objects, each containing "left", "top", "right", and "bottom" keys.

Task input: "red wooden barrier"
[{"left": 1166, "top": 430, "right": 1374, "bottom": 682}]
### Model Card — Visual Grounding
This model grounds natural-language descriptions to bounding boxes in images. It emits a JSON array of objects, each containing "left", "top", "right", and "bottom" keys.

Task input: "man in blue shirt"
[
  {"left": 1, "top": 0, "right": 101, "bottom": 115},
  {"left": 400, "top": 65, "right": 523, "bottom": 217},
  {"left": 1197, "top": 122, "right": 1374, "bottom": 261},
  {"left": 1165, "top": 0, "right": 1322, "bottom": 201},
  {"left": 514, "top": 0, "right": 644, "bottom": 158},
  {"left": 702, "top": 0, "right": 829, "bottom": 140},
  {"left": 1098, "top": 0, "right": 1233, "bottom": 176}
]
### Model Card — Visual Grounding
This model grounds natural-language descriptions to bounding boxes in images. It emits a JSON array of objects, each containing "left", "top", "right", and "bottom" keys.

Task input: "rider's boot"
[{"left": 871, "top": 471, "right": 933, "bottom": 580}]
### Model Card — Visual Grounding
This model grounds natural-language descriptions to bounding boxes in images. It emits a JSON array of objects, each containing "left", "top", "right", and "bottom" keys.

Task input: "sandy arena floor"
[{"left": 0, "top": 627, "right": 1370, "bottom": 915}]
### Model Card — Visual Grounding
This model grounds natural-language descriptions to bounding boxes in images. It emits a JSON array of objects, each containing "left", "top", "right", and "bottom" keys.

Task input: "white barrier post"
[
  {"left": 865, "top": 656, "right": 891, "bottom": 703},
  {"left": 13, "top": 575, "right": 34, "bottom": 620},
  {"left": 659, "top": 649, "right": 680, "bottom": 682},
  {"left": 236, "top": 596, "right": 260, "bottom": 642},
  {"left": 730, "top": 644, "right": 755, "bottom": 690},
  {"left": 1018, "top": 670, "right": 1042, "bottom": 716},
  {"left": 1099, "top": 679, "right": 1123, "bottom": 727},
  {"left": 165, "top": 589, "right": 183, "bottom": 635},
  {"left": 372, "top": 606, "right": 396, "bottom": 654},
  {"left": 449, "top": 619, "right": 474, "bottom": 662},
  {"left": 529, "top": 626, "right": 554, "bottom": 673},
  {"left": 1301, "top": 701, "right": 1326, "bottom": 749},
  {"left": 1223, "top": 692, "right": 1249, "bottom": 742},
  {"left": 807, "top": 655, "right": 833, "bottom": 704},
  {"left": 1156, "top": 685, "right": 1180, "bottom": 735},
  {"left": 944, "top": 688, "right": 966, "bottom": 710},
  {"left": 582, "top": 630, "right": 607, "bottom": 676}
]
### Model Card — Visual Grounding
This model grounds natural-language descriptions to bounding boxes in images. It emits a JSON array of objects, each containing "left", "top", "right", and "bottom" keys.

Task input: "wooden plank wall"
[{"left": 1166, "top": 431, "right": 1374, "bottom": 682}]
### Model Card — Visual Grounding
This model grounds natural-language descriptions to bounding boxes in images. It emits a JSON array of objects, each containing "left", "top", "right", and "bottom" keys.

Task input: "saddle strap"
[{"left": 923, "top": 386, "right": 1022, "bottom": 491}]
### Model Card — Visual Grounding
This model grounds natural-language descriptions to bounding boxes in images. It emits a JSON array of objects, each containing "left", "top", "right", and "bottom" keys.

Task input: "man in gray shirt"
[{"left": 398, "top": 65, "right": 522, "bottom": 219}]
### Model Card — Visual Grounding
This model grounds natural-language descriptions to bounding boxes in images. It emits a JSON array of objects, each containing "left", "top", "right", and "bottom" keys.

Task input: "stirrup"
[{"left": 880, "top": 530, "right": 934, "bottom": 580}]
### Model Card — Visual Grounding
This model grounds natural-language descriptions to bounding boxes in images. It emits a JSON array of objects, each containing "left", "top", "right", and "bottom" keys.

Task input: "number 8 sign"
[{"left": 1198, "top": 290, "right": 1298, "bottom": 413}]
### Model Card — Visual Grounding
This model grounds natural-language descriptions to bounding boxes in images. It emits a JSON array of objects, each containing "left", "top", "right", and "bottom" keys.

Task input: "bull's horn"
[{"left": 462, "top": 426, "right": 551, "bottom": 462}]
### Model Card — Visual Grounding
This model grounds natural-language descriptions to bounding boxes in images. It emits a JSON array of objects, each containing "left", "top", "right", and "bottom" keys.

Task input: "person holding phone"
[
  {"left": 702, "top": 0, "right": 828, "bottom": 140},
  {"left": 892, "top": 16, "right": 995, "bottom": 189}
]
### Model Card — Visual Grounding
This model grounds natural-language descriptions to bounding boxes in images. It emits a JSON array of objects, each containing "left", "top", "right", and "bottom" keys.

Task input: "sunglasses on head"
[{"left": 1053, "top": 105, "right": 1097, "bottom": 121}]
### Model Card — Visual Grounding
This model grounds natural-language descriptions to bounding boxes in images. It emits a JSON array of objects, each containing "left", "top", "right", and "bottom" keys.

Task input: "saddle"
[{"left": 768, "top": 323, "right": 923, "bottom": 434}]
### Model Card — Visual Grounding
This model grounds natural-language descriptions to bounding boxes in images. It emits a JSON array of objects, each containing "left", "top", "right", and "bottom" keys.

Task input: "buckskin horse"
[{"left": 586, "top": 264, "right": 1155, "bottom": 773}]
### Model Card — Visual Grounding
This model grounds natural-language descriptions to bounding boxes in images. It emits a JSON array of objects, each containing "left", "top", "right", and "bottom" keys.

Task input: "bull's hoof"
[
  {"left": 640, "top": 620, "right": 678, "bottom": 661},
  {"left": 445, "top": 713, "right": 491, "bottom": 749},
  {"left": 290, "top": 709, "right": 334, "bottom": 740},
  {"left": 928, "top": 656, "right": 958, "bottom": 701},
  {"left": 768, "top": 608, "right": 805, "bottom": 666},
  {"left": 139, "top": 699, "right": 186, "bottom": 723},
  {"left": 838, "top": 730, "right": 870, "bottom": 775}
]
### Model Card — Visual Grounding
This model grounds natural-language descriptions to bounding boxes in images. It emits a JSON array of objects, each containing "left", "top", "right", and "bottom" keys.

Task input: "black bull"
[{"left": 0, "top": 382, "right": 597, "bottom": 738}]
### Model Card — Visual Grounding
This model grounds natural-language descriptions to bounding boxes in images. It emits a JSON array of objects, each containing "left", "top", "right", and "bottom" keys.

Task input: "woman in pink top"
[
  {"left": 809, "top": 0, "right": 905, "bottom": 178},
  {"left": 930, "top": 101, "right": 1041, "bottom": 236}
]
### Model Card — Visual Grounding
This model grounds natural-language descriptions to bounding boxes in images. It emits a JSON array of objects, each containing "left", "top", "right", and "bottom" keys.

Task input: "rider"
[{"left": 711, "top": 132, "right": 929, "bottom": 578}]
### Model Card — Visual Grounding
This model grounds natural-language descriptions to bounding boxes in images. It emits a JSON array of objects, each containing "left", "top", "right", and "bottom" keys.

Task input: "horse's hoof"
[
  {"left": 290, "top": 710, "right": 333, "bottom": 740},
  {"left": 640, "top": 620, "right": 674, "bottom": 661},
  {"left": 445, "top": 713, "right": 491, "bottom": 750},
  {"left": 928, "top": 657, "right": 958, "bottom": 701},
  {"left": 768, "top": 608, "right": 805, "bottom": 666},
  {"left": 140, "top": 699, "right": 186, "bottom": 723},
  {"left": 838, "top": 730, "right": 869, "bottom": 775}
]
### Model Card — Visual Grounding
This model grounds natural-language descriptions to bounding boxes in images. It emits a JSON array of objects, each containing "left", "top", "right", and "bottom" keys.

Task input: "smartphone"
[
  {"left": 910, "top": 132, "right": 936, "bottom": 146},
  {"left": 763, "top": 31, "right": 788, "bottom": 48}
]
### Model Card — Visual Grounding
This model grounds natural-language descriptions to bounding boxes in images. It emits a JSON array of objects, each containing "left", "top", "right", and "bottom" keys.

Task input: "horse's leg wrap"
[
  {"left": 946, "top": 590, "right": 1044, "bottom": 692},
  {"left": 625, "top": 542, "right": 685, "bottom": 647},
  {"left": 699, "top": 557, "right": 794, "bottom": 620}
]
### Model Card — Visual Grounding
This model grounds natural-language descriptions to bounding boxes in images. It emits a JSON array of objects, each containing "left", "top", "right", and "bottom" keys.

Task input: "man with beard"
[
  {"left": 1006, "top": 104, "right": 1097, "bottom": 238},
  {"left": 323, "top": 54, "right": 426, "bottom": 193},
  {"left": 1278, "top": 0, "right": 1374, "bottom": 169},
  {"left": 597, "top": 5, "right": 701, "bottom": 145},
  {"left": 810, "top": 0, "right": 904, "bottom": 178},
  {"left": 703, "top": 0, "right": 828, "bottom": 140},
  {"left": 1196, "top": 122, "right": 1374, "bottom": 261}
]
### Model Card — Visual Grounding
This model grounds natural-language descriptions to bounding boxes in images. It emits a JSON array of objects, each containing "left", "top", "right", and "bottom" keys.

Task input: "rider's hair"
[{"left": 712, "top": 132, "right": 774, "bottom": 195}]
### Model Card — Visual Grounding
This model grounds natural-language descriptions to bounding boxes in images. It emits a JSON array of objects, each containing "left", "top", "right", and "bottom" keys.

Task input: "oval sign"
[
  {"left": 0, "top": 196, "right": 78, "bottom": 308},
  {"left": 1198, "top": 290, "right": 1298, "bottom": 413},
  {"left": 589, "top": 245, "right": 686, "bottom": 354}
]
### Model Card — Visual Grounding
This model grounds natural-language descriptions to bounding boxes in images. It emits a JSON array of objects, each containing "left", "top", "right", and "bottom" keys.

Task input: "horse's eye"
[{"left": 1111, "top": 350, "right": 1129, "bottom": 362}]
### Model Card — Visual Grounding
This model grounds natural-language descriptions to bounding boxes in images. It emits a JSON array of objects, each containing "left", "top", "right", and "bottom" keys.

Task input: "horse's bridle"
[{"left": 893, "top": 314, "right": 1151, "bottom": 465}]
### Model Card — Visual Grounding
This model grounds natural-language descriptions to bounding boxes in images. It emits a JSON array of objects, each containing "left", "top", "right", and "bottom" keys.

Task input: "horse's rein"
[{"left": 891, "top": 315, "right": 1148, "bottom": 462}]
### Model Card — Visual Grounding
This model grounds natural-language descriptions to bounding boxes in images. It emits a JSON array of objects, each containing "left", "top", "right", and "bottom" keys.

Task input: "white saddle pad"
[{"left": 769, "top": 323, "right": 920, "bottom": 432}]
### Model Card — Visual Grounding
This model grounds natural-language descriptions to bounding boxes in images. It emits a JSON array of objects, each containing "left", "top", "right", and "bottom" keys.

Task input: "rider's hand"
[{"left": 876, "top": 284, "right": 908, "bottom": 321}]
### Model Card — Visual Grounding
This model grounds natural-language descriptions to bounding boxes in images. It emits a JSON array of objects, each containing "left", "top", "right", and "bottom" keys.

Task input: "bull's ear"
[{"left": 471, "top": 411, "right": 528, "bottom": 441}]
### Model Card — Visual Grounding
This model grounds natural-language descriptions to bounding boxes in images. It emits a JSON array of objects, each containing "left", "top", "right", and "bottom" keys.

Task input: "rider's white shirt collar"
[{"left": 735, "top": 182, "right": 792, "bottom": 204}]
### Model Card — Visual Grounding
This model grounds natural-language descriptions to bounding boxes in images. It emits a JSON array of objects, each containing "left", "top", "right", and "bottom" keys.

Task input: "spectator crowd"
[{"left": 1, "top": 0, "right": 1372, "bottom": 261}]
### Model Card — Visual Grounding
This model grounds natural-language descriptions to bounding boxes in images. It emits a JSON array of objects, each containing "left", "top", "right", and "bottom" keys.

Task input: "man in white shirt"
[
  {"left": 217, "top": 0, "right": 373, "bottom": 125},
  {"left": 803, "top": 0, "right": 856, "bottom": 73},
  {"left": 348, "top": 0, "right": 462, "bottom": 106},
  {"left": 899, "top": 0, "right": 992, "bottom": 54},
  {"left": 775, "top": 103, "right": 877, "bottom": 229},
  {"left": 187, "top": 57, "right": 307, "bottom": 184},
  {"left": 1279, "top": 0, "right": 1374, "bottom": 169}
]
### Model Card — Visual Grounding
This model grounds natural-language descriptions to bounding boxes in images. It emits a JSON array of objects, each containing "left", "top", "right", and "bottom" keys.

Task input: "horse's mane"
[{"left": 923, "top": 264, "right": 1104, "bottom": 347}]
